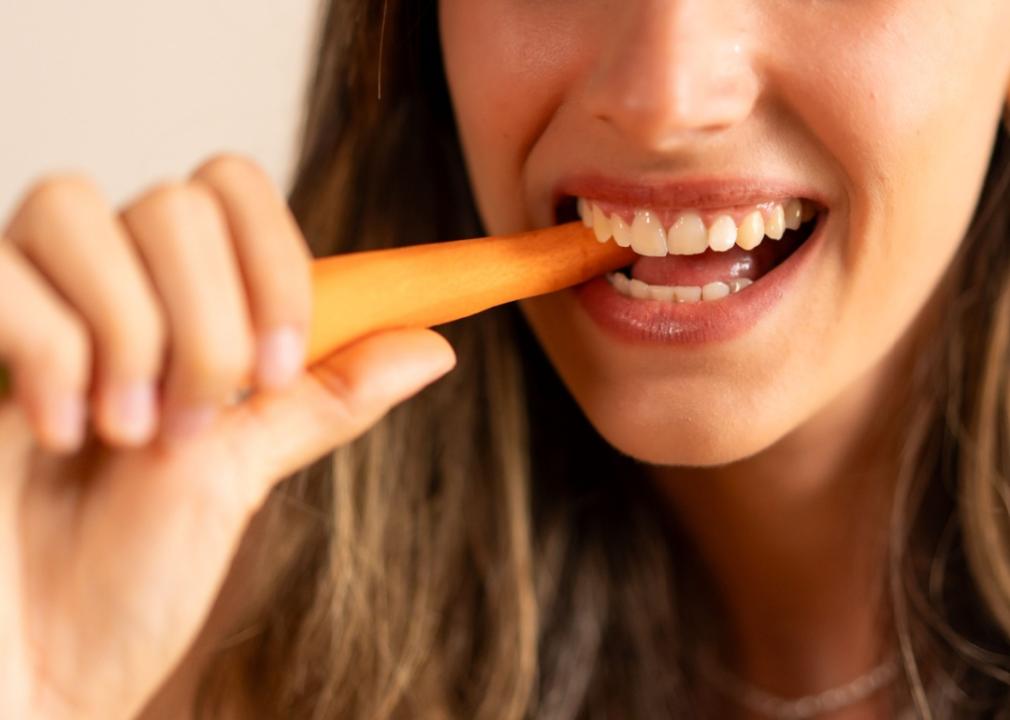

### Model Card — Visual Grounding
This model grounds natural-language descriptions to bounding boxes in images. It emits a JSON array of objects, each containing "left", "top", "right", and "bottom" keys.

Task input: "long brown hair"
[{"left": 194, "top": 1, "right": 1010, "bottom": 716}]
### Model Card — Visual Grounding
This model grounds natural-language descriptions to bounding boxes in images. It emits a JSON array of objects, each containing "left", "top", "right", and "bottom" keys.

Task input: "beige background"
[{"left": 0, "top": 1, "right": 322, "bottom": 223}]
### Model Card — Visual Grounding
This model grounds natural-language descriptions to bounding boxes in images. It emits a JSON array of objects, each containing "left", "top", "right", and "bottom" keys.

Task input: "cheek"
[
  {"left": 780, "top": 1, "right": 1006, "bottom": 396},
  {"left": 439, "top": 0, "right": 582, "bottom": 234},
  {"left": 784, "top": 0, "right": 1004, "bottom": 276}
]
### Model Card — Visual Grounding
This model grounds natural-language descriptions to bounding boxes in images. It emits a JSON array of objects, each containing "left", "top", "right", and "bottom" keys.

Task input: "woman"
[{"left": 2, "top": 0, "right": 1009, "bottom": 717}]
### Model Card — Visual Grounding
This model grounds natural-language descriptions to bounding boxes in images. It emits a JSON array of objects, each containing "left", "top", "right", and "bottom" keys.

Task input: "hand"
[{"left": 0, "top": 155, "right": 456, "bottom": 720}]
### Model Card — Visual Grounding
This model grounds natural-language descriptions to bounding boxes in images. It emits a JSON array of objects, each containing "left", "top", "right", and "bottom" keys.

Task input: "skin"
[
  {"left": 439, "top": 0, "right": 1010, "bottom": 714},
  {"left": 2, "top": 3, "right": 1008, "bottom": 718},
  {"left": 0, "top": 157, "right": 456, "bottom": 719}
]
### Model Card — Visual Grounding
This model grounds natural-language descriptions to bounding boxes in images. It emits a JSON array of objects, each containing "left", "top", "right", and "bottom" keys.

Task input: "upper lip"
[{"left": 552, "top": 173, "right": 827, "bottom": 217}]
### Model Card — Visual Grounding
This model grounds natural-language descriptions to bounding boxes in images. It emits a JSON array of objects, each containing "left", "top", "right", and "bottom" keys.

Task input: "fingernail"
[
  {"left": 256, "top": 326, "right": 304, "bottom": 390},
  {"left": 162, "top": 404, "right": 217, "bottom": 441},
  {"left": 49, "top": 394, "right": 86, "bottom": 451},
  {"left": 108, "top": 381, "right": 157, "bottom": 444}
]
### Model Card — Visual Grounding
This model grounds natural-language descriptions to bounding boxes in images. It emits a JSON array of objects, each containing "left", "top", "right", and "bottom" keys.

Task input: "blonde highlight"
[{"left": 190, "top": 2, "right": 1010, "bottom": 717}]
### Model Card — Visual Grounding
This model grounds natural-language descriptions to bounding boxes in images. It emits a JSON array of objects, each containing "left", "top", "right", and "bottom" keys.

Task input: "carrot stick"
[
  {"left": 304, "top": 221, "right": 634, "bottom": 365},
  {"left": 0, "top": 222, "right": 635, "bottom": 398}
]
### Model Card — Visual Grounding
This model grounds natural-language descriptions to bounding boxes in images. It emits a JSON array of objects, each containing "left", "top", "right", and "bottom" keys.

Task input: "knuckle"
[
  {"left": 192, "top": 152, "right": 268, "bottom": 187},
  {"left": 134, "top": 180, "right": 193, "bottom": 215},
  {"left": 128, "top": 180, "right": 221, "bottom": 229},
  {"left": 11, "top": 174, "right": 104, "bottom": 234},
  {"left": 184, "top": 181, "right": 226, "bottom": 223}
]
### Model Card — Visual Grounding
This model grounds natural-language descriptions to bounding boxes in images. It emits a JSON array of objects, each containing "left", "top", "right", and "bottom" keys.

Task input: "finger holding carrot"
[{"left": 0, "top": 155, "right": 456, "bottom": 720}]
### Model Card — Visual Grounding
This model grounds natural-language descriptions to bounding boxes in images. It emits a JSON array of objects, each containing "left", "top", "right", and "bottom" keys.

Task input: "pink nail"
[
  {"left": 256, "top": 326, "right": 304, "bottom": 390},
  {"left": 109, "top": 381, "right": 157, "bottom": 443},
  {"left": 50, "top": 394, "right": 86, "bottom": 451}
]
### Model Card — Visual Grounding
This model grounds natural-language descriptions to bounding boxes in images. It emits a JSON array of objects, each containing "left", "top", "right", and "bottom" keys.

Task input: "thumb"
[{"left": 221, "top": 327, "right": 456, "bottom": 487}]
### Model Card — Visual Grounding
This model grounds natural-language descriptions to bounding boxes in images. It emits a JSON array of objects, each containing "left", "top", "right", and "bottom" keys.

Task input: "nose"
[{"left": 584, "top": 0, "right": 760, "bottom": 150}]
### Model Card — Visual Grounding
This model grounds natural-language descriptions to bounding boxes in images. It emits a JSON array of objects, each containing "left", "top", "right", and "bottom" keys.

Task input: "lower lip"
[{"left": 573, "top": 214, "right": 827, "bottom": 345}]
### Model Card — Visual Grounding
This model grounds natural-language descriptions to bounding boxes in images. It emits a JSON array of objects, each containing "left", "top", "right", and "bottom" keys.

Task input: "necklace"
[{"left": 698, "top": 651, "right": 901, "bottom": 720}]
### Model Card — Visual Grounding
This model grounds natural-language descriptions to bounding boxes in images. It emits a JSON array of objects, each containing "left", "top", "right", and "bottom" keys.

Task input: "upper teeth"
[{"left": 577, "top": 197, "right": 814, "bottom": 256}]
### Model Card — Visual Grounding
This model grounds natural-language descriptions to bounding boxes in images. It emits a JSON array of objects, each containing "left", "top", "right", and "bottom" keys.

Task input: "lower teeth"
[{"left": 606, "top": 273, "right": 754, "bottom": 303}]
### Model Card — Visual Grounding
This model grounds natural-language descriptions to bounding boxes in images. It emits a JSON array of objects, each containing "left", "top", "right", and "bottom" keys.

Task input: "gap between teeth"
[
  {"left": 606, "top": 273, "right": 754, "bottom": 302},
  {"left": 578, "top": 197, "right": 815, "bottom": 256}
]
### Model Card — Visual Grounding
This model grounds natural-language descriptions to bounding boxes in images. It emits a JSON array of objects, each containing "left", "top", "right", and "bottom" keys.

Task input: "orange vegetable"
[
  {"left": 304, "top": 221, "right": 635, "bottom": 365},
  {"left": 0, "top": 223, "right": 635, "bottom": 397}
]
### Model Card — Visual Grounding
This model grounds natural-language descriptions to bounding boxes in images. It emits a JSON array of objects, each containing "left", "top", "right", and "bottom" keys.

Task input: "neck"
[{"left": 650, "top": 316, "right": 928, "bottom": 707}]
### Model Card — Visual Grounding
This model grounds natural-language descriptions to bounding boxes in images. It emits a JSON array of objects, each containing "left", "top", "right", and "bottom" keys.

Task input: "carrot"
[
  {"left": 305, "top": 221, "right": 635, "bottom": 365},
  {"left": 0, "top": 222, "right": 635, "bottom": 399}
]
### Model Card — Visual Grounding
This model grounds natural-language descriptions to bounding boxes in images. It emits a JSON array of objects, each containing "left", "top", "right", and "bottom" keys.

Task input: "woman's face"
[{"left": 438, "top": 0, "right": 1010, "bottom": 466}]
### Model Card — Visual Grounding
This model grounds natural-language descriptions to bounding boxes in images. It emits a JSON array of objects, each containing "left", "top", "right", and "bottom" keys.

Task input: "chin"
[
  {"left": 518, "top": 295, "right": 806, "bottom": 469},
  {"left": 519, "top": 351, "right": 793, "bottom": 471},
  {"left": 571, "top": 388, "right": 790, "bottom": 468}
]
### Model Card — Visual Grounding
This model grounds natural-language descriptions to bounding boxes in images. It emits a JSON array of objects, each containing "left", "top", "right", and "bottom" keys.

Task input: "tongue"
[{"left": 631, "top": 236, "right": 797, "bottom": 286}]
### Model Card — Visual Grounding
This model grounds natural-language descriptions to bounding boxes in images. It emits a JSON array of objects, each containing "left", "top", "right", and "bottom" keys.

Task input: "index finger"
[{"left": 190, "top": 154, "right": 313, "bottom": 391}]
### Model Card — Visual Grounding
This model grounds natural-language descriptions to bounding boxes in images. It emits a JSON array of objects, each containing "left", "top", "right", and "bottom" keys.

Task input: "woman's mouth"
[
  {"left": 553, "top": 193, "right": 828, "bottom": 344},
  {"left": 559, "top": 195, "right": 821, "bottom": 301}
]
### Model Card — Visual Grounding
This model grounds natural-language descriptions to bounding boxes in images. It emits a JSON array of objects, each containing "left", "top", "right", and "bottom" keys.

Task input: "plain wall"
[{"left": 0, "top": 1, "right": 322, "bottom": 223}]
